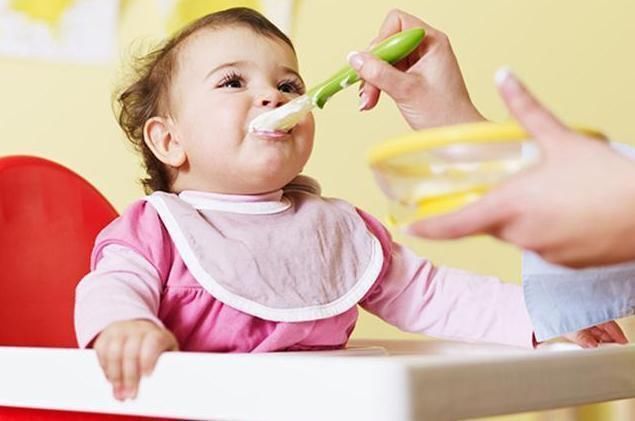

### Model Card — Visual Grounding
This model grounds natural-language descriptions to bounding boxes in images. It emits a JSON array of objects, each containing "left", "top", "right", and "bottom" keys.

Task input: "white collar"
[{"left": 177, "top": 190, "right": 291, "bottom": 215}]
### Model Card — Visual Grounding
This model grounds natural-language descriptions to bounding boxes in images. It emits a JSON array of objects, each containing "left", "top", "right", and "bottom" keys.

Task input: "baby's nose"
[{"left": 258, "top": 89, "right": 287, "bottom": 108}]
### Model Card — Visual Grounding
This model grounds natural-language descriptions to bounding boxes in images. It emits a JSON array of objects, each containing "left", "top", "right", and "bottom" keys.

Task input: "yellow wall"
[{"left": 1, "top": 1, "right": 634, "bottom": 419}]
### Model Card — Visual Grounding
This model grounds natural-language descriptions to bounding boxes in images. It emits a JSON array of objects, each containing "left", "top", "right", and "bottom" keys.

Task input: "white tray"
[{"left": 0, "top": 340, "right": 633, "bottom": 420}]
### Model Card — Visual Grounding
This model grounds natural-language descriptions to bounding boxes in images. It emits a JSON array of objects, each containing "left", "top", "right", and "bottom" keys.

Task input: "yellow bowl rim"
[{"left": 368, "top": 121, "right": 605, "bottom": 165}]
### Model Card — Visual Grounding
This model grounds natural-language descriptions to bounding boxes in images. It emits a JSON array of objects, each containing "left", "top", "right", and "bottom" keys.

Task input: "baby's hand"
[
  {"left": 93, "top": 320, "right": 179, "bottom": 401},
  {"left": 563, "top": 321, "right": 628, "bottom": 348}
]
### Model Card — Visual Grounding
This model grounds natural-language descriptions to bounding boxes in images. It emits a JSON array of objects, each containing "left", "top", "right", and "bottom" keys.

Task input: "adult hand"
[
  {"left": 347, "top": 9, "right": 484, "bottom": 129},
  {"left": 408, "top": 68, "right": 635, "bottom": 268}
]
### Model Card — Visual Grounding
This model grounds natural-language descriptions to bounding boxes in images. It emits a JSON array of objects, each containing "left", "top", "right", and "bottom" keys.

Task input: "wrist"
[
  {"left": 457, "top": 101, "right": 486, "bottom": 124},
  {"left": 409, "top": 102, "right": 485, "bottom": 130}
]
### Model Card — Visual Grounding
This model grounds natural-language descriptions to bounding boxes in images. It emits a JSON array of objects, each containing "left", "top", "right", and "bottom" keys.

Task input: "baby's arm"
[
  {"left": 75, "top": 244, "right": 177, "bottom": 400},
  {"left": 359, "top": 211, "right": 629, "bottom": 348},
  {"left": 357, "top": 210, "right": 535, "bottom": 347},
  {"left": 361, "top": 241, "right": 535, "bottom": 347}
]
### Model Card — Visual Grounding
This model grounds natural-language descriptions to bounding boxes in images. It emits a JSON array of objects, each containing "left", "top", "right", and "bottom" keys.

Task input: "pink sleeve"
[
  {"left": 74, "top": 245, "right": 164, "bottom": 348},
  {"left": 90, "top": 200, "right": 173, "bottom": 276},
  {"left": 357, "top": 209, "right": 535, "bottom": 348},
  {"left": 74, "top": 200, "right": 171, "bottom": 348}
]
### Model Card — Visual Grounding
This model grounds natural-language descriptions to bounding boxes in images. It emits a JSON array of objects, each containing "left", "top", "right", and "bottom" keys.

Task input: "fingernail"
[
  {"left": 347, "top": 51, "right": 364, "bottom": 70},
  {"left": 359, "top": 91, "right": 369, "bottom": 111},
  {"left": 495, "top": 66, "right": 514, "bottom": 86}
]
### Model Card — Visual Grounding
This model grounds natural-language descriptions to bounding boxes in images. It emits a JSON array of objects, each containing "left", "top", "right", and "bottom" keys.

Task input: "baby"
[{"left": 74, "top": 7, "right": 627, "bottom": 401}]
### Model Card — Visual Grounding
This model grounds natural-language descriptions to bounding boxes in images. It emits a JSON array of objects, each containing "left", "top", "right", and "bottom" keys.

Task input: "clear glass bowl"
[{"left": 368, "top": 122, "right": 604, "bottom": 227}]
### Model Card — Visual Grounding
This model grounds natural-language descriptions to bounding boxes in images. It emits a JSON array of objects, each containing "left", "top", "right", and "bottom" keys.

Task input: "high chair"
[
  {"left": 0, "top": 156, "right": 633, "bottom": 420},
  {"left": 0, "top": 156, "right": 163, "bottom": 420}
]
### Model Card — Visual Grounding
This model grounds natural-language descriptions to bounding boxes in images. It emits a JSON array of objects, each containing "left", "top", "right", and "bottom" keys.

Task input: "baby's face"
[{"left": 167, "top": 26, "right": 314, "bottom": 194}]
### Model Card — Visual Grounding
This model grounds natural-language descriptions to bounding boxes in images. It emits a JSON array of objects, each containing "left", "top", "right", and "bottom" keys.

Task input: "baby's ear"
[{"left": 143, "top": 116, "right": 186, "bottom": 167}]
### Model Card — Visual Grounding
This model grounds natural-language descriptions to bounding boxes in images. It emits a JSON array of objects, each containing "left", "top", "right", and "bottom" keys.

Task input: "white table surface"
[{"left": 1, "top": 339, "right": 633, "bottom": 420}]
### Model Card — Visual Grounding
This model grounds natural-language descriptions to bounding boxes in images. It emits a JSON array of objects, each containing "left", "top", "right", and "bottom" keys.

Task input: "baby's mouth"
[{"left": 249, "top": 127, "right": 292, "bottom": 140}]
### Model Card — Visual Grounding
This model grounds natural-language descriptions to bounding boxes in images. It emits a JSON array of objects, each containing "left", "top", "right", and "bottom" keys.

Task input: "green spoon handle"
[{"left": 307, "top": 27, "right": 425, "bottom": 109}]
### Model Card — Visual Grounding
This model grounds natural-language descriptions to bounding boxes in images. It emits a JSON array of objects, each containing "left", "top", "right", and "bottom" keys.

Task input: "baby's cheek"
[{"left": 304, "top": 113, "right": 316, "bottom": 137}]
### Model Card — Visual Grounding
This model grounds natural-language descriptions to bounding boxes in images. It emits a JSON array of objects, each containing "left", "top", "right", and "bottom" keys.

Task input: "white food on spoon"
[{"left": 249, "top": 95, "right": 315, "bottom": 133}]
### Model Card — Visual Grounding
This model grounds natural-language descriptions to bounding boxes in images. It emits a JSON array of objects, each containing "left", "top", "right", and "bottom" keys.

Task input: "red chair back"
[
  {"left": 0, "top": 156, "right": 118, "bottom": 347},
  {"left": 0, "top": 156, "right": 173, "bottom": 419}
]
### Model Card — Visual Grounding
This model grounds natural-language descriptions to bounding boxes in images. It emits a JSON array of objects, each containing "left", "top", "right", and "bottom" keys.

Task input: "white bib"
[{"left": 145, "top": 181, "right": 384, "bottom": 322}]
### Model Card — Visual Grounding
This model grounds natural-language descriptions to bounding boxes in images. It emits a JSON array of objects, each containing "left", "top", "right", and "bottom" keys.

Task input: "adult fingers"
[
  {"left": 349, "top": 52, "right": 417, "bottom": 103},
  {"left": 406, "top": 189, "right": 512, "bottom": 239},
  {"left": 359, "top": 81, "right": 381, "bottom": 111},
  {"left": 359, "top": 10, "right": 433, "bottom": 111},
  {"left": 495, "top": 68, "right": 570, "bottom": 151}
]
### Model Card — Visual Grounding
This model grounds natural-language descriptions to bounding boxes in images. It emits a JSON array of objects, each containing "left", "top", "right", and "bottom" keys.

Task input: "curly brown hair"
[{"left": 115, "top": 7, "right": 295, "bottom": 193}]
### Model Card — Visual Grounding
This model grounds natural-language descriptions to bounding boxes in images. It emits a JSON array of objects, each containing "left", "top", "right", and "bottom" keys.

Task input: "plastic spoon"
[{"left": 249, "top": 27, "right": 426, "bottom": 133}]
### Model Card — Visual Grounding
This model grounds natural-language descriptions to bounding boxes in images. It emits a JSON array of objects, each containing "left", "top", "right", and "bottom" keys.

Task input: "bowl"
[{"left": 368, "top": 121, "right": 604, "bottom": 227}]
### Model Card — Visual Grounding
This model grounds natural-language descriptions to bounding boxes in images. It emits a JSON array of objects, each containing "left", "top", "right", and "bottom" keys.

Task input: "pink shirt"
[{"left": 75, "top": 190, "right": 535, "bottom": 351}]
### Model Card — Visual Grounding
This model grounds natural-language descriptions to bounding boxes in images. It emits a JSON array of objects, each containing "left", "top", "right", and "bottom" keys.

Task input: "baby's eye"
[
  {"left": 223, "top": 79, "right": 242, "bottom": 88},
  {"left": 218, "top": 72, "right": 244, "bottom": 89},
  {"left": 278, "top": 79, "right": 304, "bottom": 95}
]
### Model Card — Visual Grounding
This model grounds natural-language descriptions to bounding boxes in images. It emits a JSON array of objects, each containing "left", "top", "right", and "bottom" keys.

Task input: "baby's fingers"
[
  {"left": 102, "top": 337, "right": 126, "bottom": 399},
  {"left": 567, "top": 330, "right": 598, "bottom": 348},
  {"left": 598, "top": 321, "right": 628, "bottom": 344},
  {"left": 93, "top": 336, "right": 109, "bottom": 377},
  {"left": 139, "top": 330, "right": 179, "bottom": 377},
  {"left": 121, "top": 335, "right": 143, "bottom": 400}
]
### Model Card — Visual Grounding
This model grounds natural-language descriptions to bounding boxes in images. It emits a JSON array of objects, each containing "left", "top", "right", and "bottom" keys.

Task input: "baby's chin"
[
  {"left": 249, "top": 170, "right": 301, "bottom": 193},
  {"left": 207, "top": 164, "right": 296, "bottom": 195},
  {"left": 252, "top": 152, "right": 308, "bottom": 177}
]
